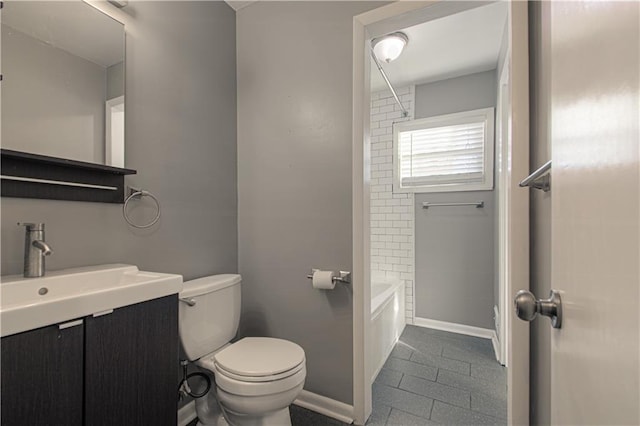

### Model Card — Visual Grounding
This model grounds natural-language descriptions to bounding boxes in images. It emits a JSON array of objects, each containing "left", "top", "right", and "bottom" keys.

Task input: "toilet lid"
[{"left": 213, "top": 337, "right": 305, "bottom": 378}]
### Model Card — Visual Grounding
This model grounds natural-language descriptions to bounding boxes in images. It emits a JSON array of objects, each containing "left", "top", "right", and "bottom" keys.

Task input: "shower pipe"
[{"left": 370, "top": 50, "right": 409, "bottom": 118}]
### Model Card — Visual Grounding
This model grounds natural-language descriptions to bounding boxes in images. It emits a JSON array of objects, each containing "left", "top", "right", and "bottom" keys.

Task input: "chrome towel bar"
[
  {"left": 422, "top": 201, "right": 484, "bottom": 209},
  {"left": 519, "top": 160, "right": 551, "bottom": 192}
]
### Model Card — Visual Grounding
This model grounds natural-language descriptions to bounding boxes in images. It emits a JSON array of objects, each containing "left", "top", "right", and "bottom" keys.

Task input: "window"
[{"left": 393, "top": 107, "right": 495, "bottom": 193}]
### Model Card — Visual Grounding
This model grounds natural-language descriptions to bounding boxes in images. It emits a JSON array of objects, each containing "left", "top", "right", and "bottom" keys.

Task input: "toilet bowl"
[{"left": 178, "top": 275, "right": 306, "bottom": 426}]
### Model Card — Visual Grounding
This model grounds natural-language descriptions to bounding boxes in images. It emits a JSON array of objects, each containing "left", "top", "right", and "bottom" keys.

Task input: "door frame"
[{"left": 352, "top": 2, "right": 530, "bottom": 424}]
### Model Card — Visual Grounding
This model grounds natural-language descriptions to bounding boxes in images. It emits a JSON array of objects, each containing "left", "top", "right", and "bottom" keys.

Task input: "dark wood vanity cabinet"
[
  {"left": 1, "top": 295, "right": 178, "bottom": 426},
  {"left": 1, "top": 320, "right": 84, "bottom": 426}
]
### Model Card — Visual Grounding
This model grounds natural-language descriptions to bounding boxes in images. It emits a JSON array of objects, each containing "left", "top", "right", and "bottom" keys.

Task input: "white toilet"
[{"left": 179, "top": 274, "right": 306, "bottom": 426}]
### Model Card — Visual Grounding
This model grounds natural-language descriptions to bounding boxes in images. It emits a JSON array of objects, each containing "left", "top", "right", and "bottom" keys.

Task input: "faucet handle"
[{"left": 18, "top": 222, "right": 45, "bottom": 231}]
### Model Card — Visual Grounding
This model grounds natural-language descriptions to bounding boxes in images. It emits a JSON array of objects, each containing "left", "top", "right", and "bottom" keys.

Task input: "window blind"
[{"left": 399, "top": 121, "right": 486, "bottom": 187}]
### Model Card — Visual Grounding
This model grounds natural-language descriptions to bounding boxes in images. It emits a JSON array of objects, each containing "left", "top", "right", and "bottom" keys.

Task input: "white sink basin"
[{"left": 1, "top": 264, "right": 183, "bottom": 337}]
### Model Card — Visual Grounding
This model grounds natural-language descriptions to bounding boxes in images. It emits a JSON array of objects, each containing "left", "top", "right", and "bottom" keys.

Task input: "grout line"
[
  {"left": 428, "top": 398, "right": 435, "bottom": 419},
  {"left": 382, "top": 404, "right": 392, "bottom": 426},
  {"left": 430, "top": 399, "right": 505, "bottom": 422}
]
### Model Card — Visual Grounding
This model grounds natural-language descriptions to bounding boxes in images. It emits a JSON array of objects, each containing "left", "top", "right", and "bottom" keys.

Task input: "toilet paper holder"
[{"left": 306, "top": 269, "right": 351, "bottom": 285}]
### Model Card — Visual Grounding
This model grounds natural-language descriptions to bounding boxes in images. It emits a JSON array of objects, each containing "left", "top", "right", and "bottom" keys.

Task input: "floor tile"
[
  {"left": 290, "top": 405, "right": 348, "bottom": 425},
  {"left": 410, "top": 350, "right": 470, "bottom": 375},
  {"left": 430, "top": 401, "right": 505, "bottom": 426},
  {"left": 375, "top": 368, "right": 403, "bottom": 388},
  {"left": 437, "top": 369, "right": 507, "bottom": 400},
  {"left": 441, "top": 346, "right": 500, "bottom": 368},
  {"left": 373, "top": 326, "right": 507, "bottom": 426},
  {"left": 399, "top": 374, "right": 470, "bottom": 408},
  {"left": 383, "top": 357, "right": 438, "bottom": 381},
  {"left": 389, "top": 343, "right": 414, "bottom": 360},
  {"left": 366, "top": 403, "right": 391, "bottom": 426},
  {"left": 399, "top": 333, "right": 445, "bottom": 356},
  {"left": 471, "top": 363, "right": 507, "bottom": 383},
  {"left": 386, "top": 408, "right": 438, "bottom": 426},
  {"left": 471, "top": 392, "right": 507, "bottom": 420},
  {"left": 372, "top": 383, "right": 433, "bottom": 418}
]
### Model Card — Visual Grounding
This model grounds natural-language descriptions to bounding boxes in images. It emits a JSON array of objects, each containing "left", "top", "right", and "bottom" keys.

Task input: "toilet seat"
[
  {"left": 195, "top": 337, "right": 307, "bottom": 397},
  {"left": 214, "top": 337, "right": 305, "bottom": 378},
  {"left": 215, "top": 365, "right": 306, "bottom": 397},
  {"left": 215, "top": 360, "right": 305, "bottom": 382}
]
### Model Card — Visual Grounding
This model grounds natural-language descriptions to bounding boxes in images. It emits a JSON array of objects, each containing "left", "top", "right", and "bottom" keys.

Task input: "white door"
[{"left": 549, "top": 1, "right": 639, "bottom": 424}]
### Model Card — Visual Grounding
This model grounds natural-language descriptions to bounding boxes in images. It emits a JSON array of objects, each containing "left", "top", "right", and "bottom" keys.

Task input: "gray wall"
[
  {"left": 528, "top": 2, "right": 551, "bottom": 424},
  {"left": 415, "top": 70, "right": 497, "bottom": 119},
  {"left": 413, "top": 70, "right": 497, "bottom": 329},
  {"left": 236, "top": 1, "right": 381, "bottom": 405},
  {"left": 1, "top": 1, "right": 238, "bottom": 284},
  {"left": 107, "top": 61, "right": 124, "bottom": 100},
  {"left": 2, "top": 25, "right": 106, "bottom": 164}
]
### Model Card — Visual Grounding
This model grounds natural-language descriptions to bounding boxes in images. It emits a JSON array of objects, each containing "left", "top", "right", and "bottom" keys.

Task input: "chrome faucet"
[{"left": 19, "top": 223, "right": 53, "bottom": 278}]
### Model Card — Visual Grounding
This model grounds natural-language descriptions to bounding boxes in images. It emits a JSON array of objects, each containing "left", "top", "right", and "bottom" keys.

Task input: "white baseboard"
[
  {"left": 178, "top": 400, "right": 197, "bottom": 426},
  {"left": 413, "top": 317, "right": 495, "bottom": 340},
  {"left": 293, "top": 390, "right": 354, "bottom": 424},
  {"left": 178, "top": 389, "right": 353, "bottom": 425}
]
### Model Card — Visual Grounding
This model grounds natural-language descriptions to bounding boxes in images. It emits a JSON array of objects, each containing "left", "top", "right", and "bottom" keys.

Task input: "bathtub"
[{"left": 370, "top": 276, "right": 406, "bottom": 383}]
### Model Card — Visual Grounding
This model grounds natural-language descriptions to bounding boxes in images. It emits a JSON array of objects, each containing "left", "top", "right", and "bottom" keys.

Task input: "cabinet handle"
[
  {"left": 59, "top": 319, "right": 83, "bottom": 330},
  {"left": 93, "top": 309, "right": 114, "bottom": 317}
]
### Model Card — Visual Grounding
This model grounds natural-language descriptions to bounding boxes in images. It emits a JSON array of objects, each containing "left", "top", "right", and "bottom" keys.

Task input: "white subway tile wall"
[{"left": 370, "top": 85, "right": 415, "bottom": 324}]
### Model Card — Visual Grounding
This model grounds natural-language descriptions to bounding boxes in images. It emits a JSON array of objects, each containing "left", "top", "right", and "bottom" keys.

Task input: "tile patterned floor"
[
  {"left": 188, "top": 404, "right": 350, "bottom": 426},
  {"left": 189, "top": 325, "right": 506, "bottom": 426},
  {"left": 368, "top": 325, "right": 507, "bottom": 426},
  {"left": 291, "top": 404, "right": 350, "bottom": 425}
]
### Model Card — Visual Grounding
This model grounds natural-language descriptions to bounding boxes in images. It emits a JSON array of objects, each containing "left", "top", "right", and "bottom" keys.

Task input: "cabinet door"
[
  {"left": 1, "top": 320, "right": 84, "bottom": 426},
  {"left": 84, "top": 295, "right": 178, "bottom": 426}
]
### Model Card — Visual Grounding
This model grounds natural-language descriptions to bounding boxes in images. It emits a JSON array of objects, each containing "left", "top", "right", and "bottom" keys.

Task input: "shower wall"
[{"left": 370, "top": 85, "right": 415, "bottom": 324}]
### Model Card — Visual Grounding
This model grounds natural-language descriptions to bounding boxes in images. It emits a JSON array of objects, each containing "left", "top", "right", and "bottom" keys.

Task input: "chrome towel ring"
[{"left": 123, "top": 187, "right": 161, "bottom": 229}]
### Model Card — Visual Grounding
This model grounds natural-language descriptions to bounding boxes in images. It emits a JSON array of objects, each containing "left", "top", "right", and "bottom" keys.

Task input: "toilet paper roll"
[{"left": 312, "top": 270, "right": 336, "bottom": 290}]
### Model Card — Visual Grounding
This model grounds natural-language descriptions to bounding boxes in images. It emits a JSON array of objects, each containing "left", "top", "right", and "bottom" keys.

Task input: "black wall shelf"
[{"left": 1, "top": 149, "right": 137, "bottom": 203}]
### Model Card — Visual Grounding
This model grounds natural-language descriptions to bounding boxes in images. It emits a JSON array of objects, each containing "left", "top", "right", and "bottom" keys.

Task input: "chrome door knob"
[{"left": 514, "top": 289, "right": 562, "bottom": 329}]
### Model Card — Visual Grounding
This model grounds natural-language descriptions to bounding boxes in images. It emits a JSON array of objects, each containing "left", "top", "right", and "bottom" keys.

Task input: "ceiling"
[
  {"left": 2, "top": 1, "right": 124, "bottom": 68},
  {"left": 371, "top": 2, "right": 508, "bottom": 92},
  {"left": 225, "top": 1, "right": 259, "bottom": 12}
]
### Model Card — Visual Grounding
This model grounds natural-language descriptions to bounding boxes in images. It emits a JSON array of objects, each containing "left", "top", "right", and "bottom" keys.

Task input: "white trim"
[
  {"left": 491, "top": 331, "right": 501, "bottom": 364},
  {"left": 392, "top": 108, "right": 495, "bottom": 194},
  {"left": 352, "top": 8, "right": 372, "bottom": 425},
  {"left": 177, "top": 401, "right": 197, "bottom": 426},
  {"left": 493, "top": 304, "right": 502, "bottom": 364},
  {"left": 293, "top": 390, "right": 354, "bottom": 425},
  {"left": 413, "top": 317, "right": 495, "bottom": 340},
  {"left": 105, "top": 95, "right": 125, "bottom": 168},
  {"left": 496, "top": 39, "right": 510, "bottom": 371}
]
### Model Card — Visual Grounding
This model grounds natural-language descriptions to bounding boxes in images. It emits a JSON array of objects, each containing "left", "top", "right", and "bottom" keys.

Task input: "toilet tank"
[{"left": 179, "top": 274, "right": 241, "bottom": 361}]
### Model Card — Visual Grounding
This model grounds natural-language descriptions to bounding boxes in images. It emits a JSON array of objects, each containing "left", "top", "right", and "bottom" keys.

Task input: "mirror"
[{"left": 1, "top": 1, "right": 125, "bottom": 167}]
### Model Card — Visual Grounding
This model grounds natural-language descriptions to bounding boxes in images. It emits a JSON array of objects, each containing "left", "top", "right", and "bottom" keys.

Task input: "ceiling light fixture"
[{"left": 371, "top": 32, "right": 409, "bottom": 63}]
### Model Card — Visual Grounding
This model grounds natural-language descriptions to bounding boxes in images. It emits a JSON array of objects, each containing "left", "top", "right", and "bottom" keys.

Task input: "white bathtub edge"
[
  {"left": 293, "top": 389, "right": 354, "bottom": 424},
  {"left": 370, "top": 326, "right": 404, "bottom": 383},
  {"left": 371, "top": 279, "right": 403, "bottom": 318}
]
